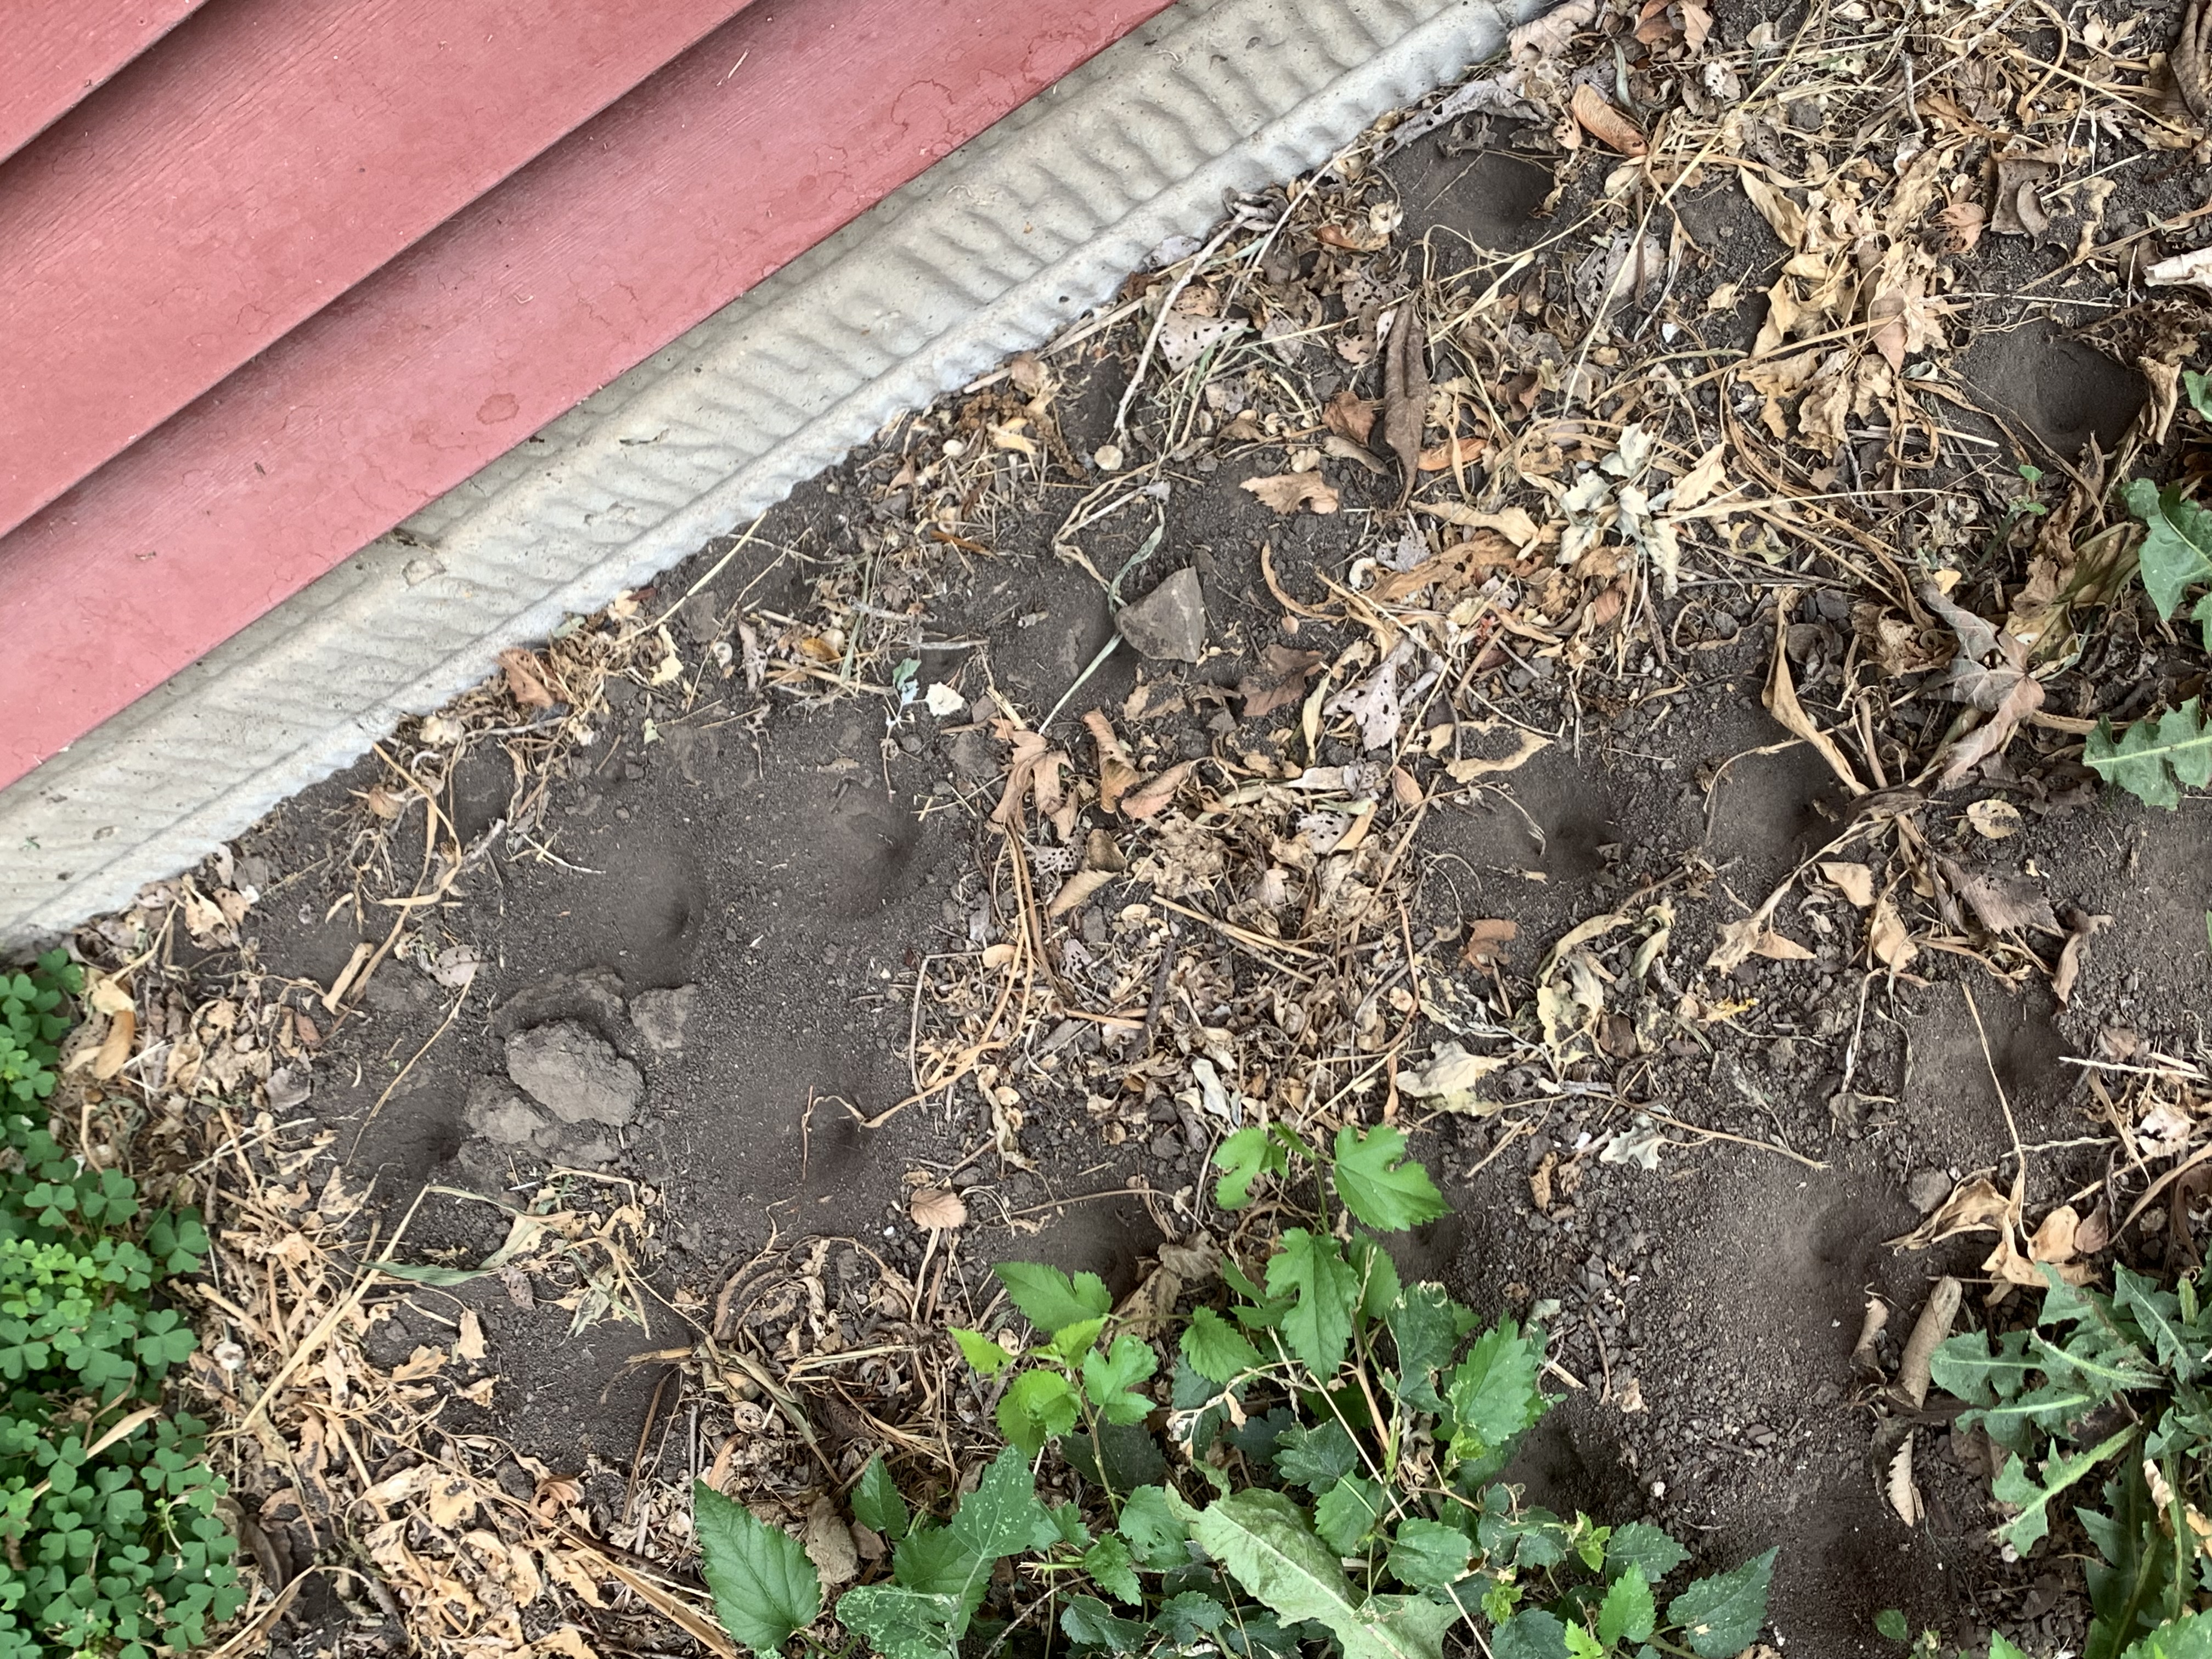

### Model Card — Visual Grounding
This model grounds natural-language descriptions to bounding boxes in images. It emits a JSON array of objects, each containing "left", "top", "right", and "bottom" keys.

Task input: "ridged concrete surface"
[{"left": 1, "top": 0, "right": 1542, "bottom": 947}]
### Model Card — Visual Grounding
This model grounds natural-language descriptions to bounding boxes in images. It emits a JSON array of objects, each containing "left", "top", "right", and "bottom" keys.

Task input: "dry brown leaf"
[
  {"left": 806, "top": 1495, "right": 860, "bottom": 1586},
  {"left": 1937, "top": 856, "right": 2059, "bottom": 935},
  {"left": 1891, "top": 1176, "right": 2015, "bottom": 1249},
  {"left": 1966, "top": 799, "right": 2022, "bottom": 839},
  {"left": 89, "top": 1007, "right": 136, "bottom": 1080},
  {"left": 1237, "top": 645, "right": 1326, "bottom": 718},
  {"left": 1764, "top": 595, "right": 1866, "bottom": 795},
  {"left": 1869, "top": 895, "right": 1918, "bottom": 973},
  {"left": 1082, "top": 709, "right": 1141, "bottom": 814},
  {"left": 1121, "top": 760, "right": 1197, "bottom": 820},
  {"left": 1047, "top": 868, "right": 1115, "bottom": 918},
  {"left": 1852, "top": 1296, "right": 1890, "bottom": 1374},
  {"left": 2053, "top": 909, "right": 2113, "bottom": 1007},
  {"left": 1669, "top": 443, "right": 1729, "bottom": 510},
  {"left": 2029, "top": 1205, "right": 2081, "bottom": 1264},
  {"left": 1381, "top": 298, "right": 1429, "bottom": 503},
  {"left": 535, "top": 1631, "right": 601, "bottom": 1659},
  {"left": 1443, "top": 730, "right": 1550, "bottom": 782},
  {"left": 1937, "top": 200, "right": 1987, "bottom": 254},
  {"left": 1463, "top": 918, "right": 1519, "bottom": 968},
  {"left": 1820, "top": 862, "right": 1875, "bottom": 907},
  {"left": 1417, "top": 435, "right": 1488, "bottom": 471},
  {"left": 1242, "top": 473, "right": 1341, "bottom": 516},
  {"left": 1569, "top": 83, "right": 1649, "bottom": 154},
  {"left": 1750, "top": 929, "right": 1816, "bottom": 961},
  {"left": 1510, "top": 0, "right": 1596, "bottom": 58},
  {"left": 1887, "top": 1436, "right": 1923, "bottom": 1526},
  {"left": 456, "top": 1308, "right": 487, "bottom": 1363},
  {"left": 500, "top": 648, "right": 556, "bottom": 710},
  {"left": 1412, "top": 502, "right": 1541, "bottom": 545},
  {"left": 391, "top": 1345, "right": 448, "bottom": 1383},
  {"left": 1939, "top": 674, "right": 2046, "bottom": 786},
  {"left": 1322, "top": 390, "right": 1377, "bottom": 445},
  {"left": 1740, "top": 171, "right": 1807, "bottom": 247},
  {"left": 910, "top": 1186, "right": 968, "bottom": 1230}
]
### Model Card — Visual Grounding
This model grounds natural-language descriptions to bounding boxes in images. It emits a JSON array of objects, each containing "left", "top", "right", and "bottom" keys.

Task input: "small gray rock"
[
  {"left": 1116, "top": 568, "right": 1207, "bottom": 662},
  {"left": 631, "top": 985, "right": 699, "bottom": 1055},
  {"left": 492, "top": 968, "right": 631, "bottom": 1046},
  {"left": 464, "top": 1077, "right": 550, "bottom": 1147},
  {"left": 505, "top": 1020, "right": 643, "bottom": 1125},
  {"left": 1906, "top": 1169, "right": 1952, "bottom": 1216}
]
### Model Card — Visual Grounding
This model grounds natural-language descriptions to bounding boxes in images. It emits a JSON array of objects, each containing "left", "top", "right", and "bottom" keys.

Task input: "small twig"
[{"left": 1638, "top": 1106, "right": 1830, "bottom": 1171}]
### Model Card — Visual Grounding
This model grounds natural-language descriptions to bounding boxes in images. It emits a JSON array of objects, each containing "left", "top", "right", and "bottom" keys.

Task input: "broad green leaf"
[
  {"left": 1314, "top": 1474, "right": 1386, "bottom": 1554},
  {"left": 1333, "top": 1125, "right": 1449, "bottom": 1231},
  {"left": 1062, "top": 1594, "right": 1149, "bottom": 1651},
  {"left": 2187, "top": 369, "right": 2212, "bottom": 423},
  {"left": 1183, "top": 1307, "right": 1266, "bottom": 1384},
  {"left": 1044, "top": 1318, "right": 1109, "bottom": 1363},
  {"left": 995, "top": 1262, "right": 1113, "bottom": 1334},
  {"left": 2120, "top": 1610, "right": 2212, "bottom": 1658},
  {"left": 836, "top": 1584, "right": 962, "bottom": 1659},
  {"left": 1386, "top": 1518, "right": 1471, "bottom": 1590},
  {"left": 1352, "top": 1233, "right": 1403, "bottom": 1319},
  {"left": 1493, "top": 1609, "right": 1571, "bottom": 1658},
  {"left": 1872, "top": 1608, "right": 1909, "bottom": 1642},
  {"left": 2087, "top": 698, "right": 2212, "bottom": 810},
  {"left": 2119, "top": 1265, "right": 2206, "bottom": 1382},
  {"left": 998, "top": 1368, "right": 1081, "bottom": 1454},
  {"left": 2124, "top": 480, "right": 2212, "bottom": 624},
  {"left": 1565, "top": 1627, "right": 1605, "bottom": 1659},
  {"left": 1445, "top": 1321, "right": 1545, "bottom": 1469},
  {"left": 1215, "top": 1125, "right": 1291, "bottom": 1209},
  {"left": 1602, "top": 1565, "right": 1657, "bottom": 1645},
  {"left": 891, "top": 1525, "right": 984, "bottom": 1605},
  {"left": 1992, "top": 1638, "right": 2030, "bottom": 1659},
  {"left": 1477, "top": 1496, "right": 1571, "bottom": 1569},
  {"left": 693, "top": 1481, "right": 823, "bottom": 1654},
  {"left": 1267, "top": 1228, "right": 1358, "bottom": 1377},
  {"left": 1275, "top": 1419, "right": 1360, "bottom": 1492},
  {"left": 1994, "top": 1425, "right": 2135, "bottom": 1554},
  {"left": 1050, "top": 1502, "right": 1093, "bottom": 1549},
  {"left": 951, "top": 1446, "right": 1060, "bottom": 1561},
  {"left": 853, "top": 1454, "right": 910, "bottom": 1541},
  {"left": 1116, "top": 1486, "right": 1190, "bottom": 1570},
  {"left": 1191, "top": 1489, "right": 1458, "bottom": 1659},
  {"left": 1387, "top": 1284, "right": 1472, "bottom": 1413},
  {"left": 1665, "top": 1549, "right": 1775, "bottom": 1659},
  {"left": 1081, "top": 1533, "right": 1141, "bottom": 1602},
  {"left": 1082, "top": 1335, "right": 1160, "bottom": 1424},
  {"left": 950, "top": 1328, "right": 1018, "bottom": 1375}
]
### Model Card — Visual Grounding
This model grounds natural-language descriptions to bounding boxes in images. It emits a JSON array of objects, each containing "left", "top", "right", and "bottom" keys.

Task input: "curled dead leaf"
[
  {"left": 1463, "top": 918, "right": 1519, "bottom": 968},
  {"left": 1242, "top": 472, "right": 1341, "bottom": 515},
  {"left": 1868, "top": 895, "right": 1918, "bottom": 973},
  {"left": 1082, "top": 709, "right": 1141, "bottom": 814},
  {"left": 1569, "top": 83, "right": 1648, "bottom": 154},
  {"left": 910, "top": 1186, "right": 968, "bottom": 1230},
  {"left": 1047, "top": 867, "right": 1115, "bottom": 918},
  {"left": 1887, "top": 1435, "right": 1923, "bottom": 1526},
  {"left": 1966, "top": 799, "right": 2022, "bottom": 839},
  {"left": 2053, "top": 908, "right": 2112, "bottom": 1007},
  {"left": 1323, "top": 390, "right": 1377, "bottom": 445},
  {"left": 1417, "top": 435, "right": 1489, "bottom": 472},
  {"left": 500, "top": 648, "right": 556, "bottom": 710},
  {"left": 1750, "top": 929, "right": 1816, "bottom": 962},
  {"left": 1851, "top": 1296, "right": 1890, "bottom": 1375},
  {"left": 1819, "top": 861, "right": 1876, "bottom": 908},
  {"left": 1896, "top": 1277, "right": 1961, "bottom": 1409},
  {"left": 1121, "top": 760, "right": 1198, "bottom": 820}
]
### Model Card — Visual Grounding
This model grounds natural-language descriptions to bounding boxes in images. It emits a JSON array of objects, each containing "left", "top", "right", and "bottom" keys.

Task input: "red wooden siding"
[
  {"left": 0, "top": 0, "right": 1171, "bottom": 785},
  {"left": 0, "top": 0, "right": 757, "bottom": 538},
  {"left": 0, "top": 1, "right": 207, "bottom": 163}
]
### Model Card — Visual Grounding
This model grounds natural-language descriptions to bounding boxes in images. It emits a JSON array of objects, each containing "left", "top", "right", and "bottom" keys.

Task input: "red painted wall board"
[
  {"left": 0, "top": 1, "right": 207, "bottom": 163},
  {"left": 0, "top": 0, "right": 757, "bottom": 539},
  {"left": 0, "top": 0, "right": 1171, "bottom": 786}
]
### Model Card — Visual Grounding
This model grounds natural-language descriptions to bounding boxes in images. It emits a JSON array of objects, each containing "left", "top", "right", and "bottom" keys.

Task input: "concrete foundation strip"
[{"left": 1, "top": 0, "right": 1544, "bottom": 948}]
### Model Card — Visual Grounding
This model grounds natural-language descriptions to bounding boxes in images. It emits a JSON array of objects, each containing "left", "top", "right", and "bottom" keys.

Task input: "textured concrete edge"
[{"left": 0, "top": 0, "right": 1545, "bottom": 949}]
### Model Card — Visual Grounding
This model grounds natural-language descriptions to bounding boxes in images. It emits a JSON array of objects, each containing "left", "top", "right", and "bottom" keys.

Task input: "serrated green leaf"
[
  {"left": 1602, "top": 1565, "right": 1657, "bottom": 1645},
  {"left": 2125, "top": 480, "right": 2212, "bottom": 622},
  {"left": 951, "top": 1446, "right": 1059, "bottom": 1561},
  {"left": 1082, "top": 1335, "right": 1159, "bottom": 1424},
  {"left": 1045, "top": 1317, "right": 1109, "bottom": 1363},
  {"left": 1266, "top": 1228, "right": 1358, "bottom": 1377},
  {"left": 1352, "top": 1233, "right": 1404, "bottom": 1319},
  {"left": 1445, "top": 1321, "right": 1545, "bottom": 1469},
  {"left": 1386, "top": 1519, "right": 1471, "bottom": 1590},
  {"left": 998, "top": 1367, "right": 1081, "bottom": 1454},
  {"left": 1314, "top": 1475, "right": 1386, "bottom": 1555},
  {"left": 2119, "top": 1265, "right": 2207, "bottom": 1383},
  {"left": 1116, "top": 1486, "right": 1190, "bottom": 1570},
  {"left": 1992, "top": 1637, "right": 2031, "bottom": 1659},
  {"left": 1183, "top": 1307, "right": 1266, "bottom": 1384},
  {"left": 1081, "top": 1533, "right": 1141, "bottom": 1602},
  {"left": 1994, "top": 1425, "right": 2136, "bottom": 1554},
  {"left": 1333, "top": 1125, "right": 1449, "bottom": 1231},
  {"left": 693, "top": 1481, "right": 823, "bottom": 1654},
  {"left": 1566, "top": 1627, "right": 1605, "bottom": 1659},
  {"left": 891, "top": 1526, "right": 981, "bottom": 1600},
  {"left": 836, "top": 1584, "right": 963, "bottom": 1659},
  {"left": 2186, "top": 370, "right": 2212, "bottom": 423},
  {"left": 1190, "top": 1489, "right": 1459, "bottom": 1659},
  {"left": 2087, "top": 698, "right": 2212, "bottom": 810},
  {"left": 1155, "top": 1590, "right": 1228, "bottom": 1643},
  {"left": 1062, "top": 1593, "right": 1149, "bottom": 1651},
  {"left": 2118, "top": 1610, "right": 2212, "bottom": 1658},
  {"left": 951, "top": 1327, "right": 1018, "bottom": 1375},
  {"left": 995, "top": 1262, "right": 1113, "bottom": 1334},
  {"left": 1215, "top": 1125, "right": 1291, "bottom": 1209},
  {"left": 1665, "top": 1549, "right": 1775, "bottom": 1658},
  {"left": 2084, "top": 1462, "right": 2182, "bottom": 1659},
  {"left": 1493, "top": 1609, "right": 1571, "bottom": 1658},
  {"left": 853, "top": 1454, "right": 910, "bottom": 1541},
  {"left": 1275, "top": 1419, "right": 1360, "bottom": 1492}
]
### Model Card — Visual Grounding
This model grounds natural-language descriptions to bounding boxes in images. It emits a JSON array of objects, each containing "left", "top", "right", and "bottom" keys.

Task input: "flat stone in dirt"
[
  {"left": 1115, "top": 566, "right": 1207, "bottom": 661},
  {"left": 503, "top": 1019, "right": 642, "bottom": 1125},
  {"left": 630, "top": 984, "right": 697, "bottom": 1054}
]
